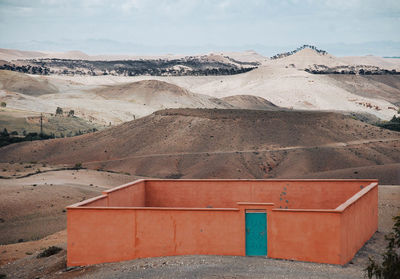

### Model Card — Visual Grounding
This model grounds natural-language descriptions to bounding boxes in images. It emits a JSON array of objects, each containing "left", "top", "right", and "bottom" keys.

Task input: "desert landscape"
[
  {"left": 1, "top": 45, "right": 399, "bottom": 278},
  {"left": 1, "top": 0, "right": 400, "bottom": 278}
]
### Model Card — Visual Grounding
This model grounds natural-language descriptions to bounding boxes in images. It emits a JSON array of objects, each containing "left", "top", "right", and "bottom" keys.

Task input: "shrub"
[
  {"left": 55, "top": 107, "right": 63, "bottom": 115},
  {"left": 365, "top": 214, "right": 400, "bottom": 278},
  {"left": 37, "top": 246, "right": 62, "bottom": 258},
  {"left": 0, "top": 102, "right": 6, "bottom": 107},
  {"left": 73, "top": 163, "right": 82, "bottom": 170}
]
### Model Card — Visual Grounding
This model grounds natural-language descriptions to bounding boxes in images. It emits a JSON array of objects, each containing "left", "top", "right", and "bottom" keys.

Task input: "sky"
[{"left": 0, "top": 0, "right": 399, "bottom": 56}]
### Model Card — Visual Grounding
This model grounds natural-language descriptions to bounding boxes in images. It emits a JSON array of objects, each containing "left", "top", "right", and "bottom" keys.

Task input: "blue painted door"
[{"left": 245, "top": 212, "right": 267, "bottom": 256}]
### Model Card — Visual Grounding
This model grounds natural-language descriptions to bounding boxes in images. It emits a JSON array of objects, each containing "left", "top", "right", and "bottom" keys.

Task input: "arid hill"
[
  {"left": 1, "top": 108, "right": 399, "bottom": 183},
  {"left": 0, "top": 70, "right": 58, "bottom": 96},
  {"left": 221, "top": 95, "right": 282, "bottom": 110},
  {"left": 92, "top": 79, "right": 232, "bottom": 109},
  {"left": 271, "top": 47, "right": 347, "bottom": 69}
]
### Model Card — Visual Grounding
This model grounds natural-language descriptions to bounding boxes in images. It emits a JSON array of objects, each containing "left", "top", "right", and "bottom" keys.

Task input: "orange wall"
[
  {"left": 80, "top": 195, "right": 108, "bottom": 207},
  {"left": 145, "top": 180, "right": 370, "bottom": 209},
  {"left": 268, "top": 210, "right": 342, "bottom": 264},
  {"left": 67, "top": 208, "right": 243, "bottom": 266},
  {"left": 67, "top": 179, "right": 378, "bottom": 267},
  {"left": 80, "top": 181, "right": 146, "bottom": 207},
  {"left": 67, "top": 209, "right": 136, "bottom": 266},
  {"left": 105, "top": 181, "right": 145, "bottom": 207},
  {"left": 339, "top": 184, "right": 378, "bottom": 264}
]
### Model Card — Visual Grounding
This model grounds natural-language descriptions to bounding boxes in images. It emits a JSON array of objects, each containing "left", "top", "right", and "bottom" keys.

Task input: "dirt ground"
[
  {"left": 0, "top": 185, "right": 398, "bottom": 279},
  {"left": 0, "top": 169, "right": 139, "bottom": 246}
]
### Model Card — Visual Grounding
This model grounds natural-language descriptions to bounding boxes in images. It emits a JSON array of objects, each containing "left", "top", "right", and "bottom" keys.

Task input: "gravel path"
[{"left": 66, "top": 255, "right": 364, "bottom": 279}]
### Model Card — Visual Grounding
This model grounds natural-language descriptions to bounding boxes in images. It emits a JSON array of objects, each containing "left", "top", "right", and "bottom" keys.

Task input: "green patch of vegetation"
[
  {"left": 37, "top": 246, "right": 62, "bottom": 258},
  {"left": 0, "top": 102, "right": 6, "bottom": 107},
  {"left": 0, "top": 110, "right": 102, "bottom": 147},
  {"left": 165, "top": 173, "right": 183, "bottom": 179},
  {"left": 0, "top": 129, "right": 55, "bottom": 147},
  {"left": 377, "top": 115, "right": 400, "bottom": 132},
  {"left": 365, "top": 214, "right": 400, "bottom": 278},
  {"left": 73, "top": 163, "right": 82, "bottom": 170}
]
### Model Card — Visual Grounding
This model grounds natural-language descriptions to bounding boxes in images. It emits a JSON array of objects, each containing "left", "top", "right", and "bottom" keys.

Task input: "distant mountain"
[{"left": 1, "top": 40, "right": 399, "bottom": 57}]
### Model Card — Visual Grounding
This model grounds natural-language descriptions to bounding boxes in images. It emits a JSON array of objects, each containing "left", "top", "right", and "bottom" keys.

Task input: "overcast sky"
[{"left": 0, "top": 0, "right": 399, "bottom": 55}]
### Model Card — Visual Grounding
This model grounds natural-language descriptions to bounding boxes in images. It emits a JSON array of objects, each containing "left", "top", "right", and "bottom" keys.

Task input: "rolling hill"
[
  {"left": 221, "top": 95, "right": 281, "bottom": 110},
  {"left": 92, "top": 79, "right": 232, "bottom": 109},
  {"left": 1, "top": 108, "right": 399, "bottom": 184}
]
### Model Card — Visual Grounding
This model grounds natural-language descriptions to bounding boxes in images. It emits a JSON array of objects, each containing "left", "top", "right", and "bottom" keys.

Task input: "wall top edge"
[
  {"left": 66, "top": 206, "right": 240, "bottom": 211},
  {"left": 143, "top": 179, "right": 379, "bottom": 182}
]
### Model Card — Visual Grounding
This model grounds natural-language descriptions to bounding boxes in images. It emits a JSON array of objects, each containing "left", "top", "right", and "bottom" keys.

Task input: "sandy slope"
[
  {"left": 339, "top": 55, "right": 400, "bottom": 71},
  {"left": 92, "top": 79, "right": 232, "bottom": 110},
  {"left": 1, "top": 48, "right": 399, "bottom": 125},
  {"left": 0, "top": 72, "right": 233, "bottom": 125},
  {"left": 221, "top": 95, "right": 282, "bottom": 110},
  {"left": 40, "top": 62, "right": 399, "bottom": 120},
  {"left": 0, "top": 70, "right": 59, "bottom": 96}
]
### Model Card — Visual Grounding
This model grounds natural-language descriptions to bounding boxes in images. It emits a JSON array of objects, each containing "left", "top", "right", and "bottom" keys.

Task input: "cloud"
[{"left": 0, "top": 0, "right": 399, "bottom": 53}]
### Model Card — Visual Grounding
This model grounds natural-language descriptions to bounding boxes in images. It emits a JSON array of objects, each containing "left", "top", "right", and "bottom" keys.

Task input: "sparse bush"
[
  {"left": 37, "top": 246, "right": 62, "bottom": 258},
  {"left": 365, "top": 214, "right": 400, "bottom": 278},
  {"left": 68, "top": 109, "right": 74, "bottom": 117},
  {"left": 73, "top": 163, "right": 82, "bottom": 170},
  {"left": 55, "top": 107, "right": 63, "bottom": 115},
  {"left": 377, "top": 115, "right": 400, "bottom": 132},
  {"left": 0, "top": 102, "right": 6, "bottom": 107},
  {"left": 165, "top": 173, "right": 183, "bottom": 179},
  {"left": 1, "top": 128, "right": 8, "bottom": 137}
]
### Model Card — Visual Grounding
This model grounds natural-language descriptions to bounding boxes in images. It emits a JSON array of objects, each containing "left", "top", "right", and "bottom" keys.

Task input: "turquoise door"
[{"left": 245, "top": 212, "right": 267, "bottom": 256}]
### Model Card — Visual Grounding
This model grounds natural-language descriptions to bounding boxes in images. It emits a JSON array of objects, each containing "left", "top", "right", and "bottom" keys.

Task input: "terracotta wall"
[
  {"left": 268, "top": 210, "right": 342, "bottom": 264},
  {"left": 67, "top": 209, "right": 136, "bottom": 266},
  {"left": 80, "top": 180, "right": 146, "bottom": 207},
  {"left": 105, "top": 180, "right": 146, "bottom": 207},
  {"left": 339, "top": 184, "right": 378, "bottom": 264},
  {"left": 67, "top": 208, "right": 243, "bottom": 266},
  {"left": 80, "top": 195, "right": 108, "bottom": 207},
  {"left": 145, "top": 180, "right": 370, "bottom": 209},
  {"left": 67, "top": 179, "right": 378, "bottom": 267}
]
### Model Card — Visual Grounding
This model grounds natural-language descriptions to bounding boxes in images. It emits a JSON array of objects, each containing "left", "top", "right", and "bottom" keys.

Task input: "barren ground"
[
  {"left": 0, "top": 168, "right": 140, "bottom": 246},
  {"left": 1, "top": 109, "right": 399, "bottom": 184}
]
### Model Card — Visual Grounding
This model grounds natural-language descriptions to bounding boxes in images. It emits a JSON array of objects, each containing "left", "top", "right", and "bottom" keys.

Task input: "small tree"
[
  {"left": 390, "top": 115, "right": 400, "bottom": 123},
  {"left": 1, "top": 128, "right": 9, "bottom": 137},
  {"left": 73, "top": 163, "right": 82, "bottom": 170},
  {"left": 68, "top": 110, "right": 74, "bottom": 117},
  {"left": 366, "top": 214, "right": 400, "bottom": 278},
  {"left": 55, "top": 107, "right": 63, "bottom": 115},
  {"left": 0, "top": 102, "right": 6, "bottom": 107}
]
